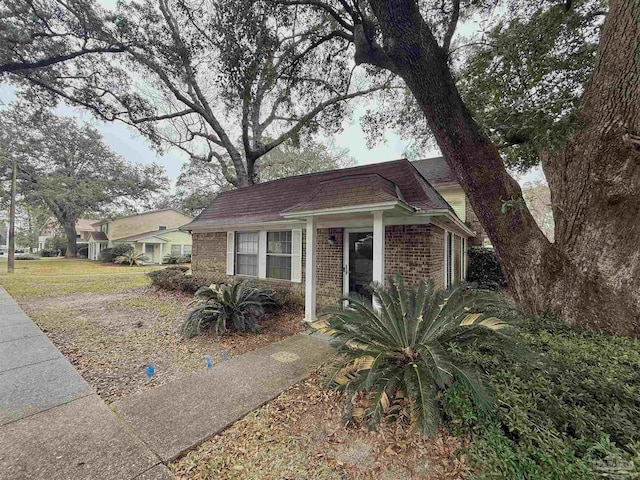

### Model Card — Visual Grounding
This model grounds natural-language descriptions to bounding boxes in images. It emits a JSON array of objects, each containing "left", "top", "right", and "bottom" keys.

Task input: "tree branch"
[{"left": 442, "top": 0, "right": 460, "bottom": 53}]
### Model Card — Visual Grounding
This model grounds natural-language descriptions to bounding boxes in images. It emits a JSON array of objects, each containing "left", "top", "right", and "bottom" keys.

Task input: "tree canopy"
[
  {"left": 2, "top": 0, "right": 393, "bottom": 186},
  {"left": 0, "top": 106, "right": 169, "bottom": 255}
]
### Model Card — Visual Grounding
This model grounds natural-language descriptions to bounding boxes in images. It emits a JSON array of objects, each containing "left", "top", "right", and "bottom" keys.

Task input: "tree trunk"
[
  {"left": 62, "top": 223, "right": 78, "bottom": 257},
  {"left": 363, "top": 0, "right": 640, "bottom": 335}
]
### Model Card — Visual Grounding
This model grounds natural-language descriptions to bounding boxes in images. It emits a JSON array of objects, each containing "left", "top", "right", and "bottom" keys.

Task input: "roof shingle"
[
  {"left": 188, "top": 159, "right": 452, "bottom": 228},
  {"left": 412, "top": 157, "right": 458, "bottom": 186}
]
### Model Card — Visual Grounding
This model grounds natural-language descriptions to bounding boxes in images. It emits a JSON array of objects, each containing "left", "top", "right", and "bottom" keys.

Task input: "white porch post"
[
  {"left": 142, "top": 242, "right": 146, "bottom": 262},
  {"left": 159, "top": 243, "right": 163, "bottom": 264},
  {"left": 372, "top": 211, "right": 385, "bottom": 310},
  {"left": 305, "top": 216, "right": 317, "bottom": 322}
]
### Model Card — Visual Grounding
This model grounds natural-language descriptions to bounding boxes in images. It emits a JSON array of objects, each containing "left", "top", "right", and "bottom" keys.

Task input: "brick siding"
[
  {"left": 384, "top": 224, "right": 445, "bottom": 288},
  {"left": 192, "top": 223, "right": 450, "bottom": 308}
]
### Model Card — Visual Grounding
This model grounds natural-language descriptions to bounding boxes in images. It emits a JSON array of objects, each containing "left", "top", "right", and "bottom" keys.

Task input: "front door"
[
  {"left": 344, "top": 230, "right": 374, "bottom": 302},
  {"left": 144, "top": 244, "right": 155, "bottom": 263}
]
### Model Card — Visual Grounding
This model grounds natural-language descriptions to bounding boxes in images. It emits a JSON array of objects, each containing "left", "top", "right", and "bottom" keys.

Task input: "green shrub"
[
  {"left": 449, "top": 308, "right": 640, "bottom": 479},
  {"left": 15, "top": 253, "right": 40, "bottom": 260},
  {"left": 180, "top": 280, "right": 281, "bottom": 337},
  {"left": 163, "top": 253, "right": 191, "bottom": 264},
  {"left": 40, "top": 249, "right": 58, "bottom": 257},
  {"left": 99, "top": 243, "right": 133, "bottom": 263},
  {"left": 163, "top": 254, "right": 181, "bottom": 264},
  {"left": 466, "top": 247, "right": 506, "bottom": 289},
  {"left": 148, "top": 267, "right": 210, "bottom": 293},
  {"left": 271, "top": 286, "right": 305, "bottom": 309},
  {"left": 314, "top": 275, "right": 515, "bottom": 435}
]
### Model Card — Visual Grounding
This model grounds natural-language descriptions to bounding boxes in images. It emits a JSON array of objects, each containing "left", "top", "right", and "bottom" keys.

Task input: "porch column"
[
  {"left": 305, "top": 216, "right": 317, "bottom": 322},
  {"left": 159, "top": 243, "right": 163, "bottom": 264},
  {"left": 372, "top": 212, "right": 385, "bottom": 310},
  {"left": 142, "top": 242, "right": 146, "bottom": 262}
]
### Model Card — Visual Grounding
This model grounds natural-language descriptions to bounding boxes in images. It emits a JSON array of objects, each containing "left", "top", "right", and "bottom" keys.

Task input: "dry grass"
[
  {"left": 172, "top": 370, "right": 469, "bottom": 480},
  {"left": 0, "top": 258, "right": 305, "bottom": 402}
]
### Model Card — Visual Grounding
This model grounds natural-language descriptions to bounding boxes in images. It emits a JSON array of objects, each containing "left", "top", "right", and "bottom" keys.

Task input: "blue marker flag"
[
  {"left": 145, "top": 364, "right": 155, "bottom": 378},
  {"left": 222, "top": 352, "right": 228, "bottom": 362},
  {"left": 205, "top": 356, "right": 212, "bottom": 369}
]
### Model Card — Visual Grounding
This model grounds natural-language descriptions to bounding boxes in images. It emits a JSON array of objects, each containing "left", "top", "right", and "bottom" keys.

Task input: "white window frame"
[
  {"left": 234, "top": 231, "right": 259, "bottom": 277},
  {"left": 265, "top": 230, "right": 293, "bottom": 280},
  {"left": 444, "top": 230, "right": 454, "bottom": 289},
  {"left": 226, "top": 229, "right": 302, "bottom": 282}
]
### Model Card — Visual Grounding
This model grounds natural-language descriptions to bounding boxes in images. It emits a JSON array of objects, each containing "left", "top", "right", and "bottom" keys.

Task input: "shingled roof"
[
  {"left": 412, "top": 157, "right": 458, "bottom": 187},
  {"left": 187, "top": 159, "right": 452, "bottom": 228}
]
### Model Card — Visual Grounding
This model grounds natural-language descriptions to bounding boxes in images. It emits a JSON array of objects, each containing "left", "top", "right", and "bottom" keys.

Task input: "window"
[
  {"left": 266, "top": 231, "right": 292, "bottom": 280},
  {"left": 171, "top": 244, "right": 181, "bottom": 255},
  {"left": 461, "top": 238, "right": 466, "bottom": 280},
  {"left": 445, "top": 231, "right": 453, "bottom": 288},
  {"left": 235, "top": 231, "right": 259, "bottom": 276},
  {"left": 158, "top": 225, "right": 167, "bottom": 230},
  {"left": 183, "top": 245, "right": 192, "bottom": 255}
]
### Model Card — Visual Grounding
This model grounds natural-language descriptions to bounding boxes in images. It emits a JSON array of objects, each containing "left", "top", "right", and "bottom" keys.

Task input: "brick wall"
[
  {"left": 192, "top": 224, "right": 449, "bottom": 307},
  {"left": 316, "top": 228, "right": 344, "bottom": 308},
  {"left": 384, "top": 224, "right": 445, "bottom": 288}
]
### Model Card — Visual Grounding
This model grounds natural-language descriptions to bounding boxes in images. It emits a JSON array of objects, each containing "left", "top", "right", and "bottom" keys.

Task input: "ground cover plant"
[
  {"left": 454, "top": 308, "right": 640, "bottom": 479},
  {"left": 0, "top": 258, "right": 304, "bottom": 402},
  {"left": 181, "top": 280, "right": 281, "bottom": 337}
]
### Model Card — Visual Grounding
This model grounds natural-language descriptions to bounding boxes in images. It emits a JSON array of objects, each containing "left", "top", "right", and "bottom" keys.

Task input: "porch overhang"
[{"left": 281, "top": 200, "right": 414, "bottom": 219}]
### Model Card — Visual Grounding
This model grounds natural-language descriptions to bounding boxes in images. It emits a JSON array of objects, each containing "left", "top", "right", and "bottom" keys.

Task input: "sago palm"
[
  {"left": 180, "top": 280, "right": 280, "bottom": 338},
  {"left": 311, "top": 275, "right": 514, "bottom": 435},
  {"left": 115, "top": 252, "right": 148, "bottom": 266}
]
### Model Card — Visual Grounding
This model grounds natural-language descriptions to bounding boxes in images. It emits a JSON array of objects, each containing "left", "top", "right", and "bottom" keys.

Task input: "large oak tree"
[
  {"left": 281, "top": 0, "right": 640, "bottom": 335},
  {"left": 0, "top": 107, "right": 168, "bottom": 256},
  {"left": 2, "top": 0, "right": 393, "bottom": 186}
]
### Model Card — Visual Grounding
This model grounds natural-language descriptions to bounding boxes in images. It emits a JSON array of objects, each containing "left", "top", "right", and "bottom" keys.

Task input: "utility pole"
[{"left": 8, "top": 158, "right": 16, "bottom": 273}]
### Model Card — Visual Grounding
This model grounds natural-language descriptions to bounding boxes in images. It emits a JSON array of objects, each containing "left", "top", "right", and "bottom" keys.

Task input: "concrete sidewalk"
[
  {"left": 0, "top": 285, "right": 332, "bottom": 477},
  {"left": 114, "top": 334, "right": 333, "bottom": 462},
  {"left": 0, "top": 287, "right": 171, "bottom": 480}
]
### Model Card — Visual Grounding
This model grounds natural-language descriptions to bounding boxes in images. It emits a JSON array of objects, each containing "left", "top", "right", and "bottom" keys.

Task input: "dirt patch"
[
  {"left": 21, "top": 286, "right": 305, "bottom": 403},
  {"left": 171, "top": 372, "right": 469, "bottom": 480}
]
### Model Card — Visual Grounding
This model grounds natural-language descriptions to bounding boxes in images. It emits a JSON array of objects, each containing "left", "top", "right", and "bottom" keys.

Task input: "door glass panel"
[{"left": 348, "top": 232, "right": 374, "bottom": 302}]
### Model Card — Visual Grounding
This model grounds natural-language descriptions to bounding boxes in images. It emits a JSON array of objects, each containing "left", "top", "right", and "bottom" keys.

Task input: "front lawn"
[{"left": 0, "top": 258, "right": 304, "bottom": 402}]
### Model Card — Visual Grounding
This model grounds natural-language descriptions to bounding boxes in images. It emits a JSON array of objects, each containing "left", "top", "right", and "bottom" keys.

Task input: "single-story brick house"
[{"left": 184, "top": 158, "right": 482, "bottom": 321}]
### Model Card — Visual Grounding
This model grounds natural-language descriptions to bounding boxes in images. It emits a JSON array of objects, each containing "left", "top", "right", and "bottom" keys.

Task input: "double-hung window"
[
  {"left": 266, "top": 231, "right": 292, "bottom": 280},
  {"left": 171, "top": 244, "right": 181, "bottom": 255},
  {"left": 235, "top": 231, "right": 259, "bottom": 276}
]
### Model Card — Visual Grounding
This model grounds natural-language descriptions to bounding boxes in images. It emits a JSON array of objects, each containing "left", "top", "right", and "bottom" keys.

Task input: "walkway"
[
  {"left": 0, "top": 286, "right": 171, "bottom": 480},
  {"left": 0, "top": 286, "right": 332, "bottom": 477}
]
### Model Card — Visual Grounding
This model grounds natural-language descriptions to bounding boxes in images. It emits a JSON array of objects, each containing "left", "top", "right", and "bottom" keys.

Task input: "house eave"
[{"left": 281, "top": 201, "right": 414, "bottom": 219}]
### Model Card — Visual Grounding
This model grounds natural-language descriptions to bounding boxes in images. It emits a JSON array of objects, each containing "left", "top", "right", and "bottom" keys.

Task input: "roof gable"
[{"left": 188, "top": 159, "right": 452, "bottom": 228}]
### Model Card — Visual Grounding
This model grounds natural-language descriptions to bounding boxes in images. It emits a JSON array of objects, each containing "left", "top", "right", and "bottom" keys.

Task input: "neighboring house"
[
  {"left": 87, "top": 209, "right": 193, "bottom": 263},
  {"left": 37, "top": 218, "right": 99, "bottom": 251},
  {"left": 184, "top": 158, "right": 482, "bottom": 322},
  {"left": 412, "top": 157, "right": 487, "bottom": 246}
]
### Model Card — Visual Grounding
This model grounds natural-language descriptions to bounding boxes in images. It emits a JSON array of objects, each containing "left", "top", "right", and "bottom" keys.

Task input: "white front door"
[{"left": 343, "top": 230, "right": 374, "bottom": 302}]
